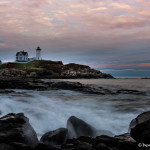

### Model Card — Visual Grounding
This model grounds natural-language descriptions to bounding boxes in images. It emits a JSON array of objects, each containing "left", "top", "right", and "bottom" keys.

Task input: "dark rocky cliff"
[{"left": 0, "top": 60, "right": 114, "bottom": 79}]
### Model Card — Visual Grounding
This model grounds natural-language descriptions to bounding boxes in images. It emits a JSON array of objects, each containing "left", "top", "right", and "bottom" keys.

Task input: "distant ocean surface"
[{"left": 0, "top": 79, "right": 150, "bottom": 138}]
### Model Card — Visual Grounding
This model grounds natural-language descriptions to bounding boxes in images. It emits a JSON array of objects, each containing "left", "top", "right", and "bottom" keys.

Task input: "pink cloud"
[
  {"left": 0, "top": 0, "right": 150, "bottom": 52},
  {"left": 90, "top": 63, "right": 150, "bottom": 69},
  {"left": 137, "top": 63, "right": 150, "bottom": 67},
  {"left": 2, "top": 60, "right": 13, "bottom": 63}
]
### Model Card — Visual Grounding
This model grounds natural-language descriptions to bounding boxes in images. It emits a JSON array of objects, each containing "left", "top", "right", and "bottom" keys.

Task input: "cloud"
[
  {"left": 90, "top": 63, "right": 150, "bottom": 69},
  {"left": 0, "top": 0, "right": 150, "bottom": 77},
  {"left": 2, "top": 60, "right": 13, "bottom": 63}
]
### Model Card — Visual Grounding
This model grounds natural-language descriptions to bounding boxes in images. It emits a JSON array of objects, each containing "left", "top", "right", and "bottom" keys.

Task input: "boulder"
[
  {"left": 114, "top": 133, "right": 135, "bottom": 142},
  {"left": 40, "top": 128, "right": 68, "bottom": 147},
  {"left": 0, "top": 143, "right": 15, "bottom": 150},
  {"left": 93, "top": 135, "right": 118, "bottom": 148},
  {"left": 130, "top": 119, "right": 150, "bottom": 143},
  {"left": 67, "top": 116, "right": 97, "bottom": 138},
  {"left": 129, "top": 111, "right": 150, "bottom": 130},
  {"left": 77, "top": 136, "right": 94, "bottom": 145},
  {"left": 61, "top": 140, "right": 92, "bottom": 150},
  {"left": 67, "top": 116, "right": 114, "bottom": 139},
  {"left": 94, "top": 143, "right": 112, "bottom": 150},
  {"left": 10, "top": 142, "right": 33, "bottom": 150},
  {"left": 117, "top": 141, "right": 138, "bottom": 150},
  {"left": 0, "top": 113, "right": 38, "bottom": 148},
  {"left": 93, "top": 135, "right": 137, "bottom": 150},
  {"left": 130, "top": 111, "right": 150, "bottom": 143},
  {"left": 35, "top": 143, "right": 59, "bottom": 150}
]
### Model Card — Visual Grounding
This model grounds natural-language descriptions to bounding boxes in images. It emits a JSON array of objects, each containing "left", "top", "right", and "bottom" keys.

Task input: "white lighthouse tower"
[{"left": 36, "top": 46, "right": 41, "bottom": 60}]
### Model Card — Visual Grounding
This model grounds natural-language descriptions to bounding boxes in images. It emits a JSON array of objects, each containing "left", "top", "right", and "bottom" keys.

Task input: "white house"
[
  {"left": 16, "top": 46, "right": 42, "bottom": 62},
  {"left": 16, "top": 50, "right": 29, "bottom": 62}
]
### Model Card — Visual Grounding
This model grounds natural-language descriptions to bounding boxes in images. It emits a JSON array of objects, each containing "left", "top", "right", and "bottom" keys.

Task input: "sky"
[{"left": 0, "top": 0, "right": 150, "bottom": 77}]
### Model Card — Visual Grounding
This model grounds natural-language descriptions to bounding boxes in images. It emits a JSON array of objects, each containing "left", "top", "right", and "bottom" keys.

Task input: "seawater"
[{"left": 0, "top": 79, "right": 150, "bottom": 138}]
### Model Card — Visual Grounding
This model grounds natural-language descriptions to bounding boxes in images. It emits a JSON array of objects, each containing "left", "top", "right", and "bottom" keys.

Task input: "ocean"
[{"left": 0, "top": 79, "right": 150, "bottom": 138}]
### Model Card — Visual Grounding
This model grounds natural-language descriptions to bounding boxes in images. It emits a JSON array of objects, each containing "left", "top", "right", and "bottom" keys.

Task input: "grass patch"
[{"left": 0, "top": 60, "right": 63, "bottom": 71}]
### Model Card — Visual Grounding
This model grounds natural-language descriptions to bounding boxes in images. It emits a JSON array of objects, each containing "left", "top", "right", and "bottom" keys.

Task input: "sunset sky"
[{"left": 0, "top": 0, "right": 150, "bottom": 77}]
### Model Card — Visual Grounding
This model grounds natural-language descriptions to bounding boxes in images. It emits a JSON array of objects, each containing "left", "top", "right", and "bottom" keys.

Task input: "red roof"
[
  {"left": 16, "top": 51, "right": 28, "bottom": 56},
  {"left": 36, "top": 46, "right": 41, "bottom": 50}
]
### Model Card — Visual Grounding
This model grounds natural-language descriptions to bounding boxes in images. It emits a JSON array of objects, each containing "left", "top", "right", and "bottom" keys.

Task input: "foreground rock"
[
  {"left": 129, "top": 111, "right": 150, "bottom": 129},
  {"left": 0, "top": 113, "right": 38, "bottom": 148},
  {"left": 63, "top": 135, "right": 138, "bottom": 150},
  {"left": 67, "top": 116, "right": 97, "bottom": 139},
  {"left": 114, "top": 133, "right": 135, "bottom": 143},
  {"left": 40, "top": 128, "right": 68, "bottom": 147},
  {"left": 1, "top": 111, "right": 150, "bottom": 149},
  {"left": 130, "top": 111, "right": 150, "bottom": 143},
  {"left": 67, "top": 116, "right": 113, "bottom": 139},
  {"left": 40, "top": 116, "right": 113, "bottom": 148}
]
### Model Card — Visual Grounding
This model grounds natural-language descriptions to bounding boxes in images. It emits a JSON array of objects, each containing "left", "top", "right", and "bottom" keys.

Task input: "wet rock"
[
  {"left": 61, "top": 140, "right": 92, "bottom": 150},
  {"left": 77, "top": 136, "right": 94, "bottom": 145},
  {"left": 93, "top": 135, "right": 137, "bottom": 150},
  {"left": 114, "top": 133, "right": 135, "bottom": 142},
  {"left": 129, "top": 111, "right": 150, "bottom": 130},
  {"left": 94, "top": 143, "right": 112, "bottom": 150},
  {"left": 49, "top": 81, "right": 113, "bottom": 95},
  {"left": 67, "top": 116, "right": 114, "bottom": 139},
  {"left": 116, "top": 89, "right": 146, "bottom": 95},
  {"left": 10, "top": 142, "right": 33, "bottom": 150},
  {"left": 40, "top": 128, "right": 68, "bottom": 147},
  {"left": 130, "top": 111, "right": 150, "bottom": 143},
  {"left": 130, "top": 119, "right": 150, "bottom": 143},
  {"left": 0, "top": 143, "right": 15, "bottom": 150},
  {"left": 67, "top": 116, "right": 97, "bottom": 138},
  {"left": 0, "top": 113, "right": 39, "bottom": 148},
  {"left": 93, "top": 135, "right": 118, "bottom": 148},
  {"left": 117, "top": 141, "right": 138, "bottom": 150},
  {"left": 0, "top": 78, "right": 114, "bottom": 95},
  {"left": 35, "top": 143, "right": 59, "bottom": 150},
  {"left": 0, "top": 90, "right": 15, "bottom": 94}
]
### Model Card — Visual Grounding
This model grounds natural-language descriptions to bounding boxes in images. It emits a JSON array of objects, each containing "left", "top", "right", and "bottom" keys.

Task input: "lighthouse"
[{"left": 36, "top": 46, "right": 41, "bottom": 60}]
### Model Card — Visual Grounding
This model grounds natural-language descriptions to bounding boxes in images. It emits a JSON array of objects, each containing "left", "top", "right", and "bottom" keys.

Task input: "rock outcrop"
[
  {"left": 0, "top": 78, "right": 114, "bottom": 95},
  {"left": 67, "top": 116, "right": 113, "bottom": 139},
  {"left": 0, "top": 113, "right": 39, "bottom": 148},
  {"left": 67, "top": 116, "right": 97, "bottom": 139},
  {"left": 0, "top": 78, "right": 145, "bottom": 96},
  {"left": 130, "top": 111, "right": 150, "bottom": 143},
  {"left": 40, "top": 128, "right": 68, "bottom": 147},
  {"left": 0, "top": 61, "right": 114, "bottom": 79},
  {"left": 61, "top": 63, "right": 113, "bottom": 79}
]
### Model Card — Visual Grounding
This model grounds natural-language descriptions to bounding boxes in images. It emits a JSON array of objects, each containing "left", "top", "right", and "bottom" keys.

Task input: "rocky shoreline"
[
  {"left": 0, "top": 78, "right": 149, "bottom": 149},
  {"left": 0, "top": 78, "right": 146, "bottom": 96},
  {"left": 0, "top": 111, "right": 150, "bottom": 150}
]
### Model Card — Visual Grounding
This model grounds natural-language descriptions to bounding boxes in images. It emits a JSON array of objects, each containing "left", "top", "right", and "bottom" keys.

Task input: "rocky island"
[{"left": 0, "top": 60, "right": 114, "bottom": 79}]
